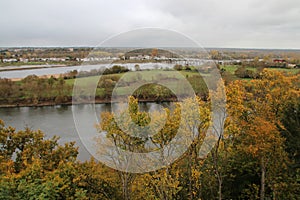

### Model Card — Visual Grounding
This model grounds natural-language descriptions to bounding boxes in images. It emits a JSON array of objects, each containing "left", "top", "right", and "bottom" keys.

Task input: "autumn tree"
[
  {"left": 224, "top": 70, "right": 300, "bottom": 199},
  {"left": 151, "top": 48, "right": 158, "bottom": 58},
  {"left": 98, "top": 96, "right": 150, "bottom": 199},
  {"left": 0, "top": 119, "right": 123, "bottom": 199}
]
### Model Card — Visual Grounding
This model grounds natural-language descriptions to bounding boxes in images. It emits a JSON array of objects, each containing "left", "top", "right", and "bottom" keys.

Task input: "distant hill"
[{"left": 124, "top": 48, "right": 180, "bottom": 58}]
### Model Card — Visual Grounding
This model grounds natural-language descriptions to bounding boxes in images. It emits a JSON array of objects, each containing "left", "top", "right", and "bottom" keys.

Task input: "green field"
[
  {"left": 66, "top": 70, "right": 207, "bottom": 98},
  {"left": 65, "top": 70, "right": 200, "bottom": 85},
  {"left": 221, "top": 65, "right": 299, "bottom": 75}
]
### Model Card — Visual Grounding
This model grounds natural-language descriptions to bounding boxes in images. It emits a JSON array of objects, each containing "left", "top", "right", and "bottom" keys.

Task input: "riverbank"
[
  {"left": 0, "top": 97, "right": 178, "bottom": 108},
  {"left": 9, "top": 73, "right": 62, "bottom": 81}
]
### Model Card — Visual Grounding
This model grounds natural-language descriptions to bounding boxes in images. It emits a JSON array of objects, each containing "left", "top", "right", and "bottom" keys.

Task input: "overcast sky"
[{"left": 0, "top": 0, "right": 299, "bottom": 49}]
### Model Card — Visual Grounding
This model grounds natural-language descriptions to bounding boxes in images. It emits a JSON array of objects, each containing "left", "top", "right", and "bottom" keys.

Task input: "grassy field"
[
  {"left": 65, "top": 70, "right": 201, "bottom": 85},
  {"left": 221, "top": 65, "right": 300, "bottom": 74},
  {"left": 66, "top": 70, "right": 207, "bottom": 98}
]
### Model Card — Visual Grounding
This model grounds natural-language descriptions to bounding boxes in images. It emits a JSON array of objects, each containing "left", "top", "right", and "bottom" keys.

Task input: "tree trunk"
[
  {"left": 188, "top": 148, "right": 193, "bottom": 200},
  {"left": 218, "top": 178, "right": 222, "bottom": 200},
  {"left": 260, "top": 157, "right": 266, "bottom": 200},
  {"left": 121, "top": 173, "right": 130, "bottom": 200},
  {"left": 213, "top": 137, "right": 223, "bottom": 200}
]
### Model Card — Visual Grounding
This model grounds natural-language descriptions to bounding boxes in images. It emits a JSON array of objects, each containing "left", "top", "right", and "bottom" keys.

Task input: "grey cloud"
[{"left": 0, "top": 0, "right": 299, "bottom": 48}]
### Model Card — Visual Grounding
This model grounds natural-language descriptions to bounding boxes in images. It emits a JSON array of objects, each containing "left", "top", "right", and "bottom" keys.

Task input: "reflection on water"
[{"left": 0, "top": 102, "right": 171, "bottom": 161}]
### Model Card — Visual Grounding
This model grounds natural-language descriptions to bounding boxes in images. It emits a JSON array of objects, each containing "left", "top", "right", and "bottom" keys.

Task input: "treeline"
[
  {"left": 0, "top": 75, "right": 71, "bottom": 105},
  {"left": 0, "top": 48, "right": 91, "bottom": 61},
  {"left": 209, "top": 49, "right": 300, "bottom": 63},
  {"left": 0, "top": 65, "right": 135, "bottom": 106},
  {"left": 0, "top": 70, "right": 299, "bottom": 199},
  {"left": 233, "top": 66, "right": 264, "bottom": 79},
  {"left": 62, "top": 65, "right": 130, "bottom": 79}
]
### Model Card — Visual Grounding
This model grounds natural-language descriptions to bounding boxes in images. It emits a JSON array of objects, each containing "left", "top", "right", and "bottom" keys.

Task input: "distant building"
[
  {"left": 3, "top": 58, "right": 18, "bottom": 63},
  {"left": 287, "top": 64, "right": 297, "bottom": 68},
  {"left": 273, "top": 59, "right": 286, "bottom": 63}
]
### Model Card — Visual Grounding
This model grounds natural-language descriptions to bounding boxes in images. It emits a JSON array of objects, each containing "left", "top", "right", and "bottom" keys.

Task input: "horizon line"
[{"left": 0, "top": 46, "right": 300, "bottom": 51}]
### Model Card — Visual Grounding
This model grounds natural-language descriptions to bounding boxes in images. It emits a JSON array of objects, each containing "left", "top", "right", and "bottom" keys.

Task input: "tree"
[
  {"left": 134, "top": 64, "right": 141, "bottom": 71},
  {"left": 98, "top": 96, "right": 213, "bottom": 199},
  {"left": 224, "top": 70, "right": 300, "bottom": 199},
  {"left": 98, "top": 97, "right": 149, "bottom": 199},
  {"left": 0, "top": 120, "right": 83, "bottom": 199},
  {"left": 151, "top": 48, "right": 158, "bottom": 57},
  {"left": 237, "top": 117, "right": 287, "bottom": 200},
  {"left": 210, "top": 50, "right": 221, "bottom": 60},
  {"left": 0, "top": 119, "right": 123, "bottom": 199},
  {"left": 173, "top": 64, "right": 183, "bottom": 71},
  {"left": 5, "top": 52, "right": 11, "bottom": 58},
  {"left": 0, "top": 79, "right": 16, "bottom": 100},
  {"left": 234, "top": 66, "right": 255, "bottom": 78}
]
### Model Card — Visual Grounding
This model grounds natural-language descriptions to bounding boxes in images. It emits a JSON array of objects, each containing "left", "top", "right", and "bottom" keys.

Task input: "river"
[
  {"left": 0, "top": 63, "right": 175, "bottom": 79},
  {"left": 0, "top": 103, "right": 170, "bottom": 161}
]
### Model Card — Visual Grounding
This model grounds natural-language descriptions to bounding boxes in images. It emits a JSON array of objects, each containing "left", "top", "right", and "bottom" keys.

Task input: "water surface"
[{"left": 0, "top": 103, "right": 170, "bottom": 161}]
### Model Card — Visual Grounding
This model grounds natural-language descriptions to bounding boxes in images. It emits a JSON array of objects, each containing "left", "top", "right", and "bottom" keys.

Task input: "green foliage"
[
  {"left": 0, "top": 76, "right": 71, "bottom": 105},
  {"left": 234, "top": 66, "right": 257, "bottom": 78},
  {"left": 103, "top": 65, "right": 129, "bottom": 75},
  {"left": 0, "top": 121, "right": 122, "bottom": 199}
]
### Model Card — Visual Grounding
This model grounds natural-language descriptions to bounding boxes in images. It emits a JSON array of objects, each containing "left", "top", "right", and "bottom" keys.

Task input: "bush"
[
  {"left": 174, "top": 64, "right": 183, "bottom": 71},
  {"left": 235, "top": 67, "right": 255, "bottom": 78}
]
